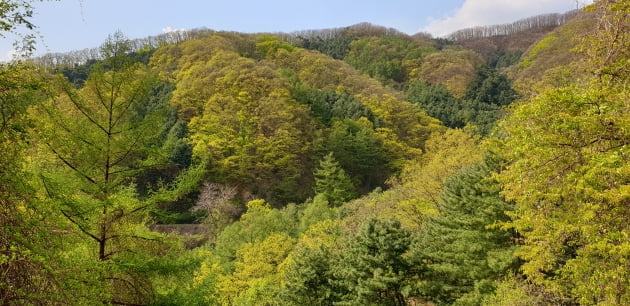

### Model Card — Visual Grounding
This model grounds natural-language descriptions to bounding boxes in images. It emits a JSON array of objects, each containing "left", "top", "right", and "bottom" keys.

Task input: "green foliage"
[
  {"left": 0, "top": 0, "right": 60, "bottom": 56},
  {"left": 292, "top": 83, "right": 378, "bottom": 126},
  {"left": 298, "top": 194, "right": 338, "bottom": 233},
  {"left": 56, "top": 59, "right": 98, "bottom": 87},
  {"left": 316, "top": 118, "right": 388, "bottom": 191},
  {"left": 143, "top": 248, "right": 210, "bottom": 305},
  {"left": 333, "top": 218, "right": 414, "bottom": 305},
  {"left": 0, "top": 63, "right": 73, "bottom": 304},
  {"left": 345, "top": 36, "right": 432, "bottom": 84},
  {"left": 481, "top": 275, "right": 571, "bottom": 306},
  {"left": 8, "top": 8, "right": 630, "bottom": 305},
  {"left": 513, "top": 12, "right": 594, "bottom": 93},
  {"left": 213, "top": 199, "right": 298, "bottom": 263},
  {"left": 255, "top": 34, "right": 296, "bottom": 59},
  {"left": 217, "top": 233, "right": 295, "bottom": 305},
  {"left": 163, "top": 120, "right": 192, "bottom": 168},
  {"left": 489, "top": 50, "right": 522, "bottom": 68},
  {"left": 497, "top": 85, "right": 630, "bottom": 304},
  {"left": 465, "top": 66, "right": 518, "bottom": 107},
  {"left": 298, "top": 35, "right": 353, "bottom": 59},
  {"left": 281, "top": 243, "right": 337, "bottom": 305},
  {"left": 407, "top": 65, "right": 517, "bottom": 135},
  {"left": 405, "top": 80, "right": 463, "bottom": 128},
  {"left": 313, "top": 153, "right": 357, "bottom": 206},
  {"left": 174, "top": 50, "right": 314, "bottom": 204},
  {"left": 30, "top": 33, "right": 180, "bottom": 304},
  {"left": 520, "top": 34, "right": 557, "bottom": 68},
  {"left": 411, "top": 157, "right": 518, "bottom": 305},
  {"left": 496, "top": 4, "right": 630, "bottom": 300}
]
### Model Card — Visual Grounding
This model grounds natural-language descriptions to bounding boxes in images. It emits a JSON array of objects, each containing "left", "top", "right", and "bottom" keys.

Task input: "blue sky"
[{"left": 1, "top": 0, "right": 589, "bottom": 60}]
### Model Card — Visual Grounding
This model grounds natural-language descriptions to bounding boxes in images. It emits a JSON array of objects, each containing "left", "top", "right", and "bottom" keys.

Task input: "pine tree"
[
  {"left": 411, "top": 157, "right": 518, "bottom": 305},
  {"left": 333, "top": 218, "right": 413, "bottom": 306},
  {"left": 314, "top": 152, "right": 356, "bottom": 206}
]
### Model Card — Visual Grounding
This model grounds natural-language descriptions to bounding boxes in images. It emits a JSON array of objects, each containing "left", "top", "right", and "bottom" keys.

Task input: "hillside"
[
  {"left": 3, "top": 1, "right": 630, "bottom": 305},
  {"left": 448, "top": 10, "right": 580, "bottom": 67}
]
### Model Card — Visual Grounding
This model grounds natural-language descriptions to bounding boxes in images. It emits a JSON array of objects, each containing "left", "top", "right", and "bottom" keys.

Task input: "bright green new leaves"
[
  {"left": 392, "top": 128, "right": 483, "bottom": 229},
  {"left": 582, "top": 0, "right": 630, "bottom": 86},
  {"left": 175, "top": 50, "right": 314, "bottom": 203},
  {"left": 494, "top": 3, "right": 630, "bottom": 303},
  {"left": 0, "top": 63, "right": 72, "bottom": 304},
  {"left": 213, "top": 199, "right": 297, "bottom": 263},
  {"left": 32, "top": 33, "right": 173, "bottom": 304},
  {"left": 217, "top": 233, "right": 296, "bottom": 305},
  {"left": 498, "top": 85, "right": 630, "bottom": 303}
]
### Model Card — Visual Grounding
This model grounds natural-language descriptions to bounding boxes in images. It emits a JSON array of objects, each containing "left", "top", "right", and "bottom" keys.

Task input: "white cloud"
[
  {"left": 162, "top": 26, "right": 186, "bottom": 33},
  {"left": 1, "top": 50, "right": 19, "bottom": 63},
  {"left": 422, "top": 0, "right": 594, "bottom": 37}
]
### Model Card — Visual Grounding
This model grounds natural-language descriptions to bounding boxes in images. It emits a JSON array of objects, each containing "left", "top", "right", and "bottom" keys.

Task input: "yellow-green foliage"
[
  {"left": 519, "top": 34, "right": 557, "bottom": 68},
  {"left": 343, "top": 128, "right": 482, "bottom": 230},
  {"left": 497, "top": 85, "right": 630, "bottom": 303},
  {"left": 255, "top": 39, "right": 443, "bottom": 171},
  {"left": 344, "top": 36, "right": 435, "bottom": 84},
  {"left": 162, "top": 42, "right": 314, "bottom": 200},
  {"left": 417, "top": 48, "right": 484, "bottom": 97},
  {"left": 255, "top": 34, "right": 296, "bottom": 59},
  {"left": 217, "top": 233, "right": 295, "bottom": 305},
  {"left": 511, "top": 11, "right": 596, "bottom": 95}
]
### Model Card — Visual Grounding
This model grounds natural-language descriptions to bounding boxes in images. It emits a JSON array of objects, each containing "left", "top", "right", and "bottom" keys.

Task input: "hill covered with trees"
[{"left": 2, "top": 1, "right": 630, "bottom": 305}]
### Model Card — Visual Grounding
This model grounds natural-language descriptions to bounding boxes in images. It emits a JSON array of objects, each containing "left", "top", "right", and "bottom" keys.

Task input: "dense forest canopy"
[{"left": 2, "top": 1, "right": 630, "bottom": 305}]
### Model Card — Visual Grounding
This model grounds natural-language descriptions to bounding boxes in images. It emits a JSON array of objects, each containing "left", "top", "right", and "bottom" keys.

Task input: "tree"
[
  {"left": 190, "top": 182, "right": 240, "bottom": 240},
  {"left": 216, "top": 233, "right": 295, "bottom": 305},
  {"left": 280, "top": 241, "right": 337, "bottom": 305},
  {"left": 313, "top": 152, "right": 356, "bottom": 206},
  {"left": 212, "top": 199, "right": 297, "bottom": 264},
  {"left": 345, "top": 36, "right": 423, "bottom": 84},
  {"left": 32, "top": 32, "right": 170, "bottom": 304},
  {"left": 298, "top": 193, "right": 338, "bottom": 233},
  {"left": 291, "top": 84, "right": 378, "bottom": 126},
  {"left": 496, "top": 2, "right": 630, "bottom": 302},
  {"left": 406, "top": 80, "right": 463, "bottom": 128},
  {"left": 1, "top": 2, "right": 83, "bottom": 303},
  {"left": 333, "top": 218, "right": 414, "bottom": 305},
  {"left": 179, "top": 50, "right": 314, "bottom": 203},
  {"left": 418, "top": 49, "right": 484, "bottom": 98},
  {"left": 317, "top": 118, "right": 388, "bottom": 192},
  {"left": 464, "top": 66, "right": 518, "bottom": 107},
  {"left": 0, "top": 62, "right": 76, "bottom": 304},
  {"left": 298, "top": 35, "right": 353, "bottom": 60},
  {"left": 393, "top": 128, "right": 483, "bottom": 228},
  {"left": 411, "top": 157, "right": 519, "bottom": 305},
  {"left": 407, "top": 67, "right": 516, "bottom": 136},
  {"left": 0, "top": 0, "right": 60, "bottom": 56},
  {"left": 497, "top": 85, "right": 630, "bottom": 304}
]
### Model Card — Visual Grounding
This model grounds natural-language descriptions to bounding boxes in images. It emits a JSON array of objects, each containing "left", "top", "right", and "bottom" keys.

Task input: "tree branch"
[
  {"left": 61, "top": 85, "right": 109, "bottom": 135},
  {"left": 46, "top": 142, "right": 98, "bottom": 185},
  {"left": 60, "top": 210, "right": 101, "bottom": 243}
]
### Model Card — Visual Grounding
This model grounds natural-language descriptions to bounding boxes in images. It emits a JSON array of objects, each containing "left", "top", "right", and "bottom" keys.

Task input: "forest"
[{"left": 1, "top": 0, "right": 629, "bottom": 305}]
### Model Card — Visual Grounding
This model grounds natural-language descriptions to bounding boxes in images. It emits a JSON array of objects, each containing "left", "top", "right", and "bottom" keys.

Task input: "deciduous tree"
[{"left": 32, "top": 32, "right": 171, "bottom": 304}]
